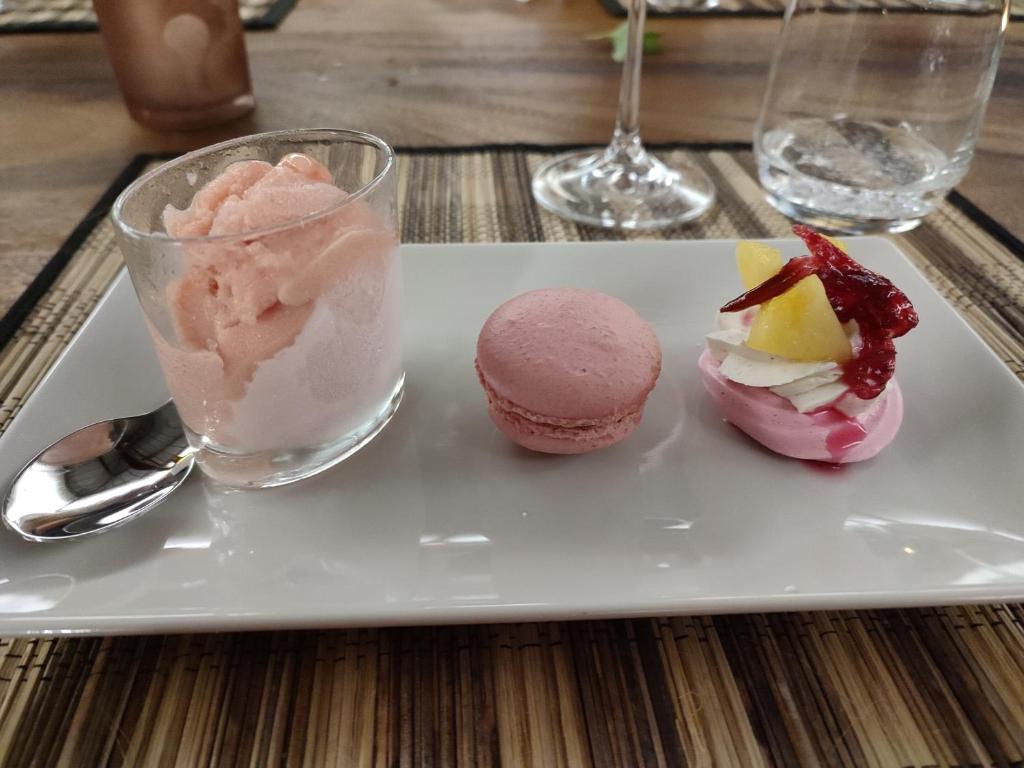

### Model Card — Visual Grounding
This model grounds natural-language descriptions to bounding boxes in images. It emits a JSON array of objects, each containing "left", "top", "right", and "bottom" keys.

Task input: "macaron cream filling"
[{"left": 476, "top": 361, "right": 645, "bottom": 435}]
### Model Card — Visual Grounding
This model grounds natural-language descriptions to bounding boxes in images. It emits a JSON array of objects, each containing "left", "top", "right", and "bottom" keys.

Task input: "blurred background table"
[{"left": 0, "top": 0, "right": 1021, "bottom": 314}]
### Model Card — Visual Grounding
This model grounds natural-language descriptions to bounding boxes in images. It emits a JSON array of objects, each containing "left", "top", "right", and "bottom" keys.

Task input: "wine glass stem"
[{"left": 611, "top": 0, "right": 647, "bottom": 157}]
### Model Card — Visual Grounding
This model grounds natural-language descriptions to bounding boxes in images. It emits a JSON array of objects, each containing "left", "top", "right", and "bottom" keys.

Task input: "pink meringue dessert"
[{"left": 699, "top": 226, "right": 919, "bottom": 464}]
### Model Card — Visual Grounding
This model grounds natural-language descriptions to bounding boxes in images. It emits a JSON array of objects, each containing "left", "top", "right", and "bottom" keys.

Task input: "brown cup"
[{"left": 93, "top": 0, "right": 256, "bottom": 131}]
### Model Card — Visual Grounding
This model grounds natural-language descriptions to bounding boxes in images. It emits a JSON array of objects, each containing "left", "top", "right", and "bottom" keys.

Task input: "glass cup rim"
[{"left": 110, "top": 128, "right": 396, "bottom": 245}]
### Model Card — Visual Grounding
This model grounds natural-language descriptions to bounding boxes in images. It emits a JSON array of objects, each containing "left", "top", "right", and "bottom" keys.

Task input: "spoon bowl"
[{"left": 3, "top": 402, "right": 195, "bottom": 543}]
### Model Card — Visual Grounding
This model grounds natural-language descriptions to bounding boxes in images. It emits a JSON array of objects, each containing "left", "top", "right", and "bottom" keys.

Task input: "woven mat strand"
[
  {"left": 0, "top": 147, "right": 1022, "bottom": 766},
  {"left": 0, "top": 0, "right": 297, "bottom": 32},
  {"left": 598, "top": 0, "right": 1024, "bottom": 19}
]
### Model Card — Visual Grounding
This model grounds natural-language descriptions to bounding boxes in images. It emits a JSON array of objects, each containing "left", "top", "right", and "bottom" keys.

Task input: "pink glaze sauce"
[{"left": 811, "top": 409, "right": 869, "bottom": 463}]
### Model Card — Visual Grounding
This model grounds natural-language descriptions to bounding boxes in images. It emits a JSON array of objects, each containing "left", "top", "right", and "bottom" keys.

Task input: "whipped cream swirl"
[{"left": 705, "top": 309, "right": 888, "bottom": 417}]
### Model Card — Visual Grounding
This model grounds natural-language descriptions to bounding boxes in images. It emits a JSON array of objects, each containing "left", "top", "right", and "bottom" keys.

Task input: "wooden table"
[{"left": 0, "top": 0, "right": 1021, "bottom": 315}]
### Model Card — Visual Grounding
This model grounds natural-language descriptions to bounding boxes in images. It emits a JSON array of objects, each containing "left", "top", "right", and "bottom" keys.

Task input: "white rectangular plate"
[{"left": 1, "top": 239, "right": 1023, "bottom": 636}]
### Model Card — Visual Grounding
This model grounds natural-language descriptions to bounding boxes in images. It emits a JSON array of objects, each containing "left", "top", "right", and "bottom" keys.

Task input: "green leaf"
[{"left": 586, "top": 22, "right": 663, "bottom": 63}]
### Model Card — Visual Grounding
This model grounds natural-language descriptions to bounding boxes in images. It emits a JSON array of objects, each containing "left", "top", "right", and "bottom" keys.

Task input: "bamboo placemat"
[
  {"left": 0, "top": 144, "right": 1022, "bottom": 766},
  {"left": 598, "top": 0, "right": 1024, "bottom": 20},
  {"left": 0, "top": 0, "right": 297, "bottom": 33}
]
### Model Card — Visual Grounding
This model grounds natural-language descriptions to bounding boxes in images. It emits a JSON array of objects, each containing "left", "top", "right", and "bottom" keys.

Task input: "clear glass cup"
[
  {"left": 93, "top": 0, "right": 255, "bottom": 131},
  {"left": 111, "top": 129, "right": 405, "bottom": 488},
  {"left": 531, "top": 0, "right": 715, "bottom": 230},
  {"left": 755, "top": 0, "right": 1008, "bottom": 234}
]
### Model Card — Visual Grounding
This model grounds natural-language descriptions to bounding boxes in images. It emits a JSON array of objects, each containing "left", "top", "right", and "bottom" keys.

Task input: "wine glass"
[{"left": 532, "top": 0, "right": 715, "bottom": 230}]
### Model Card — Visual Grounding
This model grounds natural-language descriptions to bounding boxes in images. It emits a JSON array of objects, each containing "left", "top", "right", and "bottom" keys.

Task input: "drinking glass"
[
  {"left": 755, "top": 0, "right": 1008, "bottom": 234},
  {"left": 531, "top": 0, "right": 715, "bottom": 230},
  {"left": 93, "top": 0, "right": 255, "bottom": 131},
  {"left": 112, "top": 130, "right": 405, "bottom": 488}
]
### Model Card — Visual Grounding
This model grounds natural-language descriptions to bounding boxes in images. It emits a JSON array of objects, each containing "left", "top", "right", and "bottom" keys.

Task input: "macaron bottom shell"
[
  {"left": 698, "top": 350, "right": 903, "bottom": 463},
  {"left": 486, "top": 401, "right": 644, "bottom": 455}
]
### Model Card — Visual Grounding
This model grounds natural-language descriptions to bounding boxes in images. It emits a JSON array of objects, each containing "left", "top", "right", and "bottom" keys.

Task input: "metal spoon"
[{"left": 3, "top": 402, "right": 195, "bottom": 543}]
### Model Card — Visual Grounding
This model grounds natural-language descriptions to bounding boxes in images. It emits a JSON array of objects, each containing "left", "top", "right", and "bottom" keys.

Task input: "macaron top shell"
[{"left": 475, "top": 288, "right": 662, "bottom": 422}]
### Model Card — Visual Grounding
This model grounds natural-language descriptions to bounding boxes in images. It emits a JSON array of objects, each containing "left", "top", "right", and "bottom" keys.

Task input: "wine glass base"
[{"left": 532, "top": 147, "right": 715, "bottom": 230}]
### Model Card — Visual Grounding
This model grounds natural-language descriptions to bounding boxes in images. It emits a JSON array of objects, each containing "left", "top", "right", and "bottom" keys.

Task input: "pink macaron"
[{"left": 475, "top": 288, "right": 662, "bottom": 454}]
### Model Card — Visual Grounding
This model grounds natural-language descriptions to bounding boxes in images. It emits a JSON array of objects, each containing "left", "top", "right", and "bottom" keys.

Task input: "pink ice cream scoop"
[
  {"left": 475, "top": 288, "right": 662, "bottom": 454},
  {"left": 152, "top": 153, "right": 402, "bottom": 452},
  {"left": 698, "top": 350, "right": 904, "bottom": 463}
]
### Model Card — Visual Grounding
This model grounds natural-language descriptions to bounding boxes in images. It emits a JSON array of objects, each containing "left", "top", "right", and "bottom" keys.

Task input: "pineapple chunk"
[
  {"left": 736, "top": 241, "right": 783, "bottom": 290},
  {"left": 746, "top": 275, "right": 852, "bottom": 362}
]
